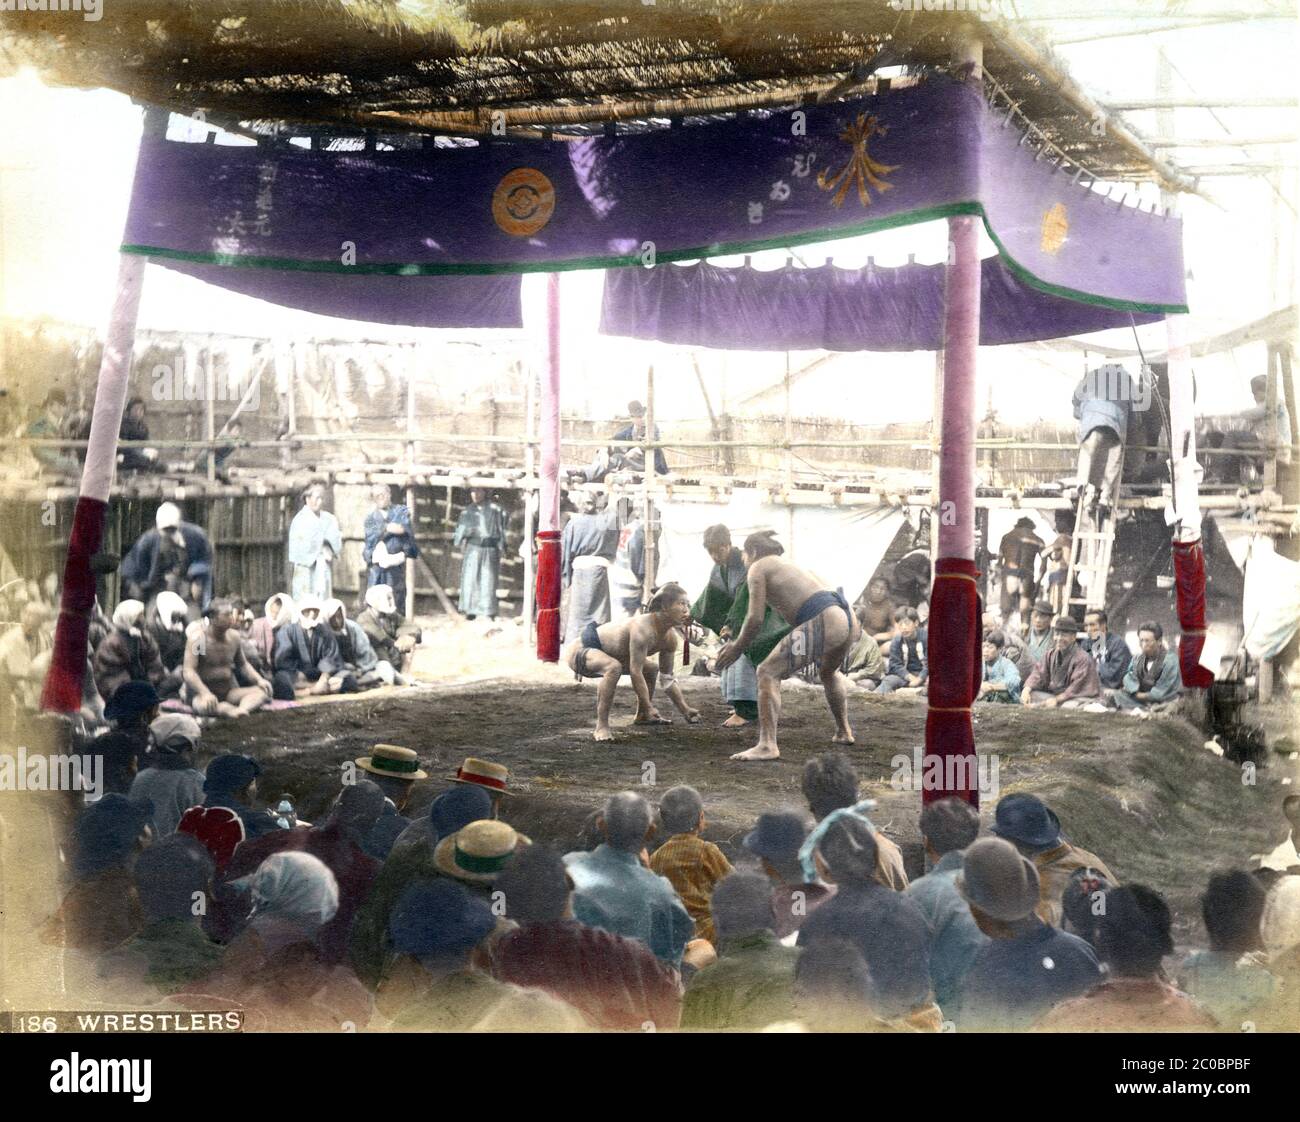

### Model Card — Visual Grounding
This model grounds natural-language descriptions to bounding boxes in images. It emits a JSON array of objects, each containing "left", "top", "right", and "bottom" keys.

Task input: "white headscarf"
[
  {"left": 364, "top": 584, "right": 396, "bottom": 616},
  {"left": 155, "top": 591, "right": 188, "bottom": 632},
  {"left": 112, "top": 599, "right": 145, "bottom": 636},
  {"left": 322, "top": 597, "right": 346, "bottom": 631},
  {"left": 264, "top": 593, "right": 299, "bottom": 630},
  {"left": 155, "top": 502, "right": 183, "bottom": 533},
  {"left": 234, "top": 851, "right": 339, "bottom": 927},
  {"left": 298, "top": 594, "right": 324, "bottom": 631}
]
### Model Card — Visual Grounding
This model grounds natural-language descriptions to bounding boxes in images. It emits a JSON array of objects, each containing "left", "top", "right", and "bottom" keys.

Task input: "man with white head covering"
[
  {"left": 92, "top": 599, "right": 166, "bottom": 702},
  {"left": 120, "top": 501, "right": 214, "bottom": 610},
  {"left": 324, "top": 598, "right": 383, "bottom": 688},
  {"left": 355, "top": 583, "right": 413, "bottom": 684},
  {"left": 272, "top": 594, "right": 351, "bottom": 697},
  {"left": 288, "top": 482, "right": 343, "bottom": 601},
  {"left": 129, "top": 714, "right": 206, "bottom": 838},
  {"left": 145, "top": 590, "right": 190, "bottom": 696}
]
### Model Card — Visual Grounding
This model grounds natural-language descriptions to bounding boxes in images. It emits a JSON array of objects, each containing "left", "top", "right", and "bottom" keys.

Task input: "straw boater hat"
[
  {"left": 450, "top": 756, "right": 511, "bottom": 796},
  {"left": 434, "top": 820, "right": 531, "bottom": 884},
  {"left": 356, "top": 744, "right": 428, "bottom": 782}
]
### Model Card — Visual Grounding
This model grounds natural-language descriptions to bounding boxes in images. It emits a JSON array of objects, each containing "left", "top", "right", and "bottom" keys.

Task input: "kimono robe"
[
  {"left": 561, "top": 510, "right": 619, "bottom": 642},
  {"left": 288, "top": 507, "right": 343, "bottom": 601},
  {"left": 692, "top": 548, "right": 757, "bottom": 710},
  {"left": 363, "top": 504, "right": 419, "bottom": 614},
  {"left": 453, "top": 501, "right": 506, "bottom": 618}
]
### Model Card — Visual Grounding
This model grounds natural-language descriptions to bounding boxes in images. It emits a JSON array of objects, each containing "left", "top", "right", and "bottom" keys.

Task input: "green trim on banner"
[{"left": 121, "top": 198, "right": 1187, "bottom": 316}]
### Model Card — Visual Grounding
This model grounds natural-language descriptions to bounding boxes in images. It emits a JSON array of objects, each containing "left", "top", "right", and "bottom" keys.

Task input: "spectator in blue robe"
[
  {"left": 120, "top": 502, "right": 214, "bottom": 611},
  {"left": 363, "top": 483, "right": 419, "bottom": 617}
]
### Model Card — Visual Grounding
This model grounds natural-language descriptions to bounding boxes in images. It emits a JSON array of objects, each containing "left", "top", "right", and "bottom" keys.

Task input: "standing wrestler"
[
  {"left": 565, "top": 582, "right": 701, "bottom": 742},
  {"left": 183, "top": 598, "right": 272, "bottom": 718},
  {"left": 715, "top": 531, "right": 859, "bottom": 761}
]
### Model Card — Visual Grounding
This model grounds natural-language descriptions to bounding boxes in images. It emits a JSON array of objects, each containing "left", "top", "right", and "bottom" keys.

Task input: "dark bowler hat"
[
  {"left": 991, "top": 793, "right": 1062, "bottom": 850},
  {"left": 956, "top": 838, "right": 1042, "bottom": 922},
  {"left": 1053, "top": 617, "right": 1080, "bottom": 634},
  {"left": 743, "top": 811, "right": 809, "bottom": 864},
  {"left": 1031, "top": 600, "right": 1054, "bottom": 617}
]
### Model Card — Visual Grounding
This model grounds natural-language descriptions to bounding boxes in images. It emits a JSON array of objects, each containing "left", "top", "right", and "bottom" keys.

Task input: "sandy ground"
[{"left": 3, "top": 620, "right": 1297, "bottom": 1014}]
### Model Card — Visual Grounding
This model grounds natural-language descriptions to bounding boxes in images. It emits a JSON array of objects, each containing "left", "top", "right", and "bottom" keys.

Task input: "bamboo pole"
[
  {"left": 405, "top": 347, "right": 417, "bottom": 618},
  {"left": 642, "top": 364, "right": 656, "bottom": 604},
  {"left": 523, "top": 363, "right": 537, "bottom": 644},
  {"left": 205, "top": 339, "right": 217, "bottom": 483}
]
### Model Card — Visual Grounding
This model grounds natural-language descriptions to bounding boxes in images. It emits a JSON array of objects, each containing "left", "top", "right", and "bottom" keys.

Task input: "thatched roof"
[{"left": 1, "top": 1, "right": 1193, "bottom": 190}]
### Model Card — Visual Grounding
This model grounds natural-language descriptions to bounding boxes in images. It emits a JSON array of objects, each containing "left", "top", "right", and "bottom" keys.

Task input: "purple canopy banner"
[
  {"left": 123, "top": 75, "right": 1185, "bottom": 315},
  {"left": 599, "top": 256, "right": 1162, "bottom": 351}
]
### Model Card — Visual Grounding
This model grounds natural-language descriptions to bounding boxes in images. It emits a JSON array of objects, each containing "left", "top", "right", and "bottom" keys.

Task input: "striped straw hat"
[
  {"left": 355, "top": 744, "right": 428, "bottom": 781},
  {"left": 434, "top": 820, "right": 531, "bottom": 884},
  {"left": 450, "top": 756, "right": 511, "bottom": 796}
]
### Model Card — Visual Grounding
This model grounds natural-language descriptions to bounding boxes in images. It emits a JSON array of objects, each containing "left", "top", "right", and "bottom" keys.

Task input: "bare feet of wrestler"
[
  {"left": 633, "top": 712, "right": 673, "bottom": 725},
  {"left": 593, "top": 726, "right": 615, "bottom": 742},
  {"left": 721, "top": 713, "right": 752, "bottom": 728},
  {"left": 730, "top": 743, "right": 780, "bottom": 761},
  {"left": 832, "top": 730, "right": 856, "bottom": 745}
]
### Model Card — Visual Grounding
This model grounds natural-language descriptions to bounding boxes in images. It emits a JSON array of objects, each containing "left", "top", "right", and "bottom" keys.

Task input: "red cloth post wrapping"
[
  {"left": 535, "top": 529, "right": 562, "bottom": 662},
  {"left": 923, "top": 557, "right": 982, "bottom": 807},
  {"left": 1172, "top": 537, "right": 1214, "bottom": 689},
  {"left": 41, "top": 496, "right": 107, "bottom": 713}
]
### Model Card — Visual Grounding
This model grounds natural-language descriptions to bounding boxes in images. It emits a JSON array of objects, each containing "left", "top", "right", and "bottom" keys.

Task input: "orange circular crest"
[{"left": 492, "top": 168, "right": 555, "bottom": 236}]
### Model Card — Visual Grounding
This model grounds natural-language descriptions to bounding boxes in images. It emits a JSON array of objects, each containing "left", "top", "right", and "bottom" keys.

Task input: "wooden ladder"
[{"left": 1066, "top": 491, "right": 1116, "bottom": 613}]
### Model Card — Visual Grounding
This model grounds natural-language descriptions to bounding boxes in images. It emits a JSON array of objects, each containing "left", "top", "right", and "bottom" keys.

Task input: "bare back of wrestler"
[
  {"left": 714, "top": 532, "right": 859, "bottom": 761},
  {"left": 564, "top": 583, "right": 701, "bottom": 742}
]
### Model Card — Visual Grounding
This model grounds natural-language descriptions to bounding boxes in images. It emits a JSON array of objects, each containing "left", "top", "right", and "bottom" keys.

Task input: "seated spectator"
[
  {"left": 492, "top": 845, "right": 683, "bottom": 1031},
  {"left": 355, "top": 584, "right": 414, "bottom": 685},
  {"left": 1257, "top": 877, "right": 1300, "bottom": 1030},
  {"left": 349, "top": 784, "right": 494, "bottom": 990},
  {"left": 797, "top": 753, "right": 908, "bottom": 890},
  {"left": 905, "top": 797, "right": 988, "bottom": 1012},
  {"left": 991, "top": 793, "right": 1117, "bottom": 927},
  {"left": 183, "top": 599, "right": 272, "bottom": 717},
  {"left": 563, "top": 791, "right": 694, "bottom": 968},
  {"left": 1176, "top": 870, "right": 1279, "bottom": 1028},
  {"left": 41, "top": 794, "right": 154, "bottom": 951},
  {"left": 983, "top": 611, "right": 1028, "bottom": 672},
  {"left": 875, "top": 607, "right": 927, "bottom": 695},
  {"left": 1060, "top": 866, "right": 1113, "bottom": 947},
  {"left": 1019, "top": 600, "right": 1055, "bottom": 680},
  {"left": 145, "top": 590, "right": 189, "bottom": 697},
  {"left": 1108, "top": 621, "right": 1183, "bottom": 712},
  {"left": 324, "top": 598, "right": 385, "bottom": 690},
  {"left": 94, "top": 681, "right": 161, "bottom": 796},
  {"left": 743, "top": 810, "right": 834, "bottom": 941},
  {"left": 649, "top": 785, "right": 733, "bottom": 945},
  {"left": 248, "top": 593, "right": 296, "bottom": 679},
  {"left": 179, "top": 752, "right": 280, "bottom": 873},
  {"left": 1082, "top": 608, "right": 1132, "bottom": 691},
  {"left": 0, "top": 600, "right": 53, "bottom": 712},
  {"left": 389, "top": 772, "right": 498, "bottom": 860},
  {"left": 682, "top": 872, "right": 800, "bottom": 1031},
  {"left": 791, "top": 939, "right": 913, "bottom": 1033},
  {"left": 1020, "top": 617, "right": 1102, "bottom": 708},
  {"left": 221, "top": 780, "right": 385, "bottom": 964},
  {"left": 859, "top": 577, "right": 897, "bottom": 644},
  {"left": 98, "top": 834, "right": 222, "bottom": 995},
  {"left": 385, "top": 879, "right": 584, "bottom": 1032},
  {"left": 1037, "top": 885, "right": 1216, "bottom": 1032},
  {"left": 129, "top": 714, "right": 205, "bottom": 838},
  {"left": 950, "top": 838, "right": 1102, "bottom": 1031},
  {"left": 273, "top": 595, "right": 351, "bottom": 698},
  {"left": 92, "top": 599, "right": 165, "bottom": 703},
  {"left": 196, "top": 852, "right": 372, "bottom": 1032},
  {"left": 977, "top": 630, "right": 1021, "bottom": 704},
  {"left": 434, "top": 818, "right": 531, "bottom": 896},
  {"left": 353, "top": 744, "right": 427, "bottom": 861},
  {"left": 844, "top": 612, "right": 886, "bottom": 690},
  {"left": 797, "top": 816, "right": 935, "bottom": 1026}
]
